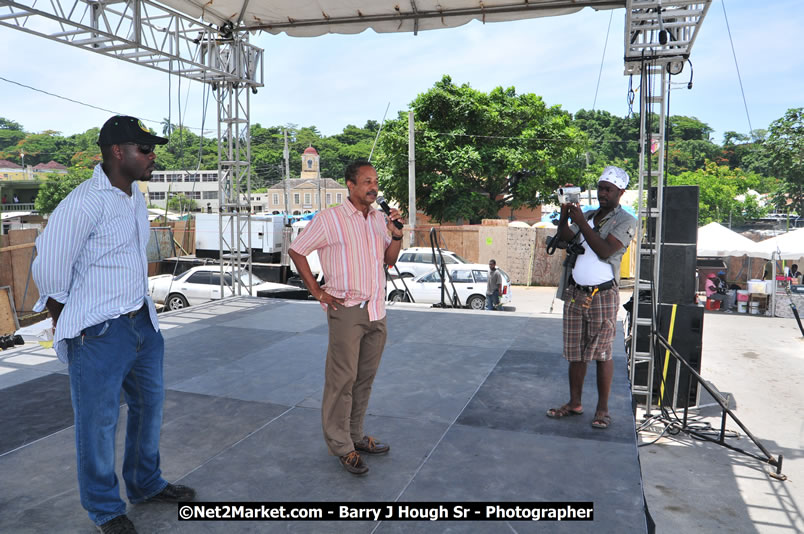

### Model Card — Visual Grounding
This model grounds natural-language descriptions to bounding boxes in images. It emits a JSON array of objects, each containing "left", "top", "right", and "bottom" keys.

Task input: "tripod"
[{"left": 637, "top": 306, "right": 786, "bottom": 480}]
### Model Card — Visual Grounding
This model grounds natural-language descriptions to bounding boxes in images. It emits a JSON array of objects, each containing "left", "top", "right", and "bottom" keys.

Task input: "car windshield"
[
  {"left": 450, "top": 253, "right": 468, "bottom": 263},
  {"left": 240, "top": 272, "right": 266, "bottom": 286}
]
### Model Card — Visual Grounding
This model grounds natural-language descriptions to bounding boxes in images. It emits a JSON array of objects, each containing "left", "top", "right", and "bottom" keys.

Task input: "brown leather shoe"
[
  {"left": 354, "top": 435, "right": 390, "bottom": 455},
  {"left": 339, "top": 451, "right": 369, "bottom": 475}
]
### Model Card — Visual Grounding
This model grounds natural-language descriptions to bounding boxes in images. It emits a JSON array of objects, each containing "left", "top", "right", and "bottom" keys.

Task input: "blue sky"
[{"left": 0, "top": 1, "right": 800, "bottom": 144}]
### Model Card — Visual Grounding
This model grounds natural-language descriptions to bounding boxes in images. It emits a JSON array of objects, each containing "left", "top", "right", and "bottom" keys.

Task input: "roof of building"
[
  {"left": 267, "top": 178, "right": 346, "bottom": 190},
  {"left": 33, "top": 160, "right": 68, "bottom": 171},
  {"left": 303, "top": 146, "right": 318, "bottom": 155},
  {"left": 0, "top": 159, "right": 22, "bottom": 169}
]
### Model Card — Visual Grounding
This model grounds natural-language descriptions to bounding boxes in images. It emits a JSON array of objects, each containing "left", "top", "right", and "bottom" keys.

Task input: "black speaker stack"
[{"left": 635, "top": 186, "right": 705, "bottom": 408}]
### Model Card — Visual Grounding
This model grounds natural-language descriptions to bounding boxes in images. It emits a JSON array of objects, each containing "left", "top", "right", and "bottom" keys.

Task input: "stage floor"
[{"left": 0, "top": 297, "right": 647, "bottom": 533}]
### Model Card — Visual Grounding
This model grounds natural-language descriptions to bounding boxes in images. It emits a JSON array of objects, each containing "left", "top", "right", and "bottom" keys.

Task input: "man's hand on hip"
[{"left": 314, "top": 289, "right": 345, "bottom": 310}]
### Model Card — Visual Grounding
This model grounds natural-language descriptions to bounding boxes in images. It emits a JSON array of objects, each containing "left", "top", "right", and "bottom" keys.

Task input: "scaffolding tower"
[
  {"left": 624, "top": 0, "right": 711, "bottom": 414},
  {"left": 0, "top": 0, "right": 264, "bottom": 297}
]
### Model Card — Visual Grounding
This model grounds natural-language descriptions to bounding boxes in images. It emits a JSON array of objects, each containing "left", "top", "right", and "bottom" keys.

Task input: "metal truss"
[
  {"left": 0, "top": 0, "right": 263, "bottom": 85},
  {"left": 0, "top": 0, "right": 263, "bottom": 298},
  {"left": 624, "top": 0, "right": 712, "bottom": 74},
  {"left": 629, "top": 64, "right": 667, "bottom": 415},
  {"left": 216, "top": 81, "right": 253, "bottom": 296}
]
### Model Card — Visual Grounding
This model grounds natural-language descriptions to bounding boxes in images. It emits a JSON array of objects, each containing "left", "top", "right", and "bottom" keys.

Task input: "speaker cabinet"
[
  {"left": 632, "top": 302, "right": 704, "bottom": 409},
  {"left": 647, "top": 185, "right": 699, "bottom": 245},
  {"left": 639, "top": 244, "right": 697, "bottom": 304}
]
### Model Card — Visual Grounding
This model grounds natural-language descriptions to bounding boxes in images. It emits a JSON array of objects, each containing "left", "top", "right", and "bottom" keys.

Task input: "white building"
[{"left": 146, "top": 169, "right": 220, "bottom": 212}]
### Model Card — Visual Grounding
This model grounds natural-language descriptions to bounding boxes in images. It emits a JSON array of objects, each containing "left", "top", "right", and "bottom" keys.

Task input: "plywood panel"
[
  {"left": 0, "top": 286, "right": 19, "bottom": 334},
  {"left": 0, "top": 235, "right": 12, "bottom": 290},
  {"left": 530, "top": 228, "right": 565, "bottom": 286},
  {"left": 476, "top": 227, "right": 508, "bottom": 268},
  {"left": 9, "top": 229, "right": 39, "bottom": 313}
]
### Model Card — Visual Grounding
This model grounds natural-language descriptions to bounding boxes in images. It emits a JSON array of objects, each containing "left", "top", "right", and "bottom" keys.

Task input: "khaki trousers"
[{"left": 322, "top": 304, "right": 387, "bottom": 456}]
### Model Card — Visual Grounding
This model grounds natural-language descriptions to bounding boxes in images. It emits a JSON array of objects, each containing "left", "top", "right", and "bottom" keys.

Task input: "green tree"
[
  {"left": 154, "top": 127, "right": 217, "bottom": 171},
  {"left": 375, "top": 76, "right": 585, "bottom": 223},
  {"left": 2, "top": 130, "right": 64, "bottom": 166},
  {"left": 167, "top": 193, "right": 197, "bottom": 212},
  {"left": 0, "top": 117, "right": 26, "bottom": 153},
  {"left": 573, "top": 109, "right": 639, "bottom": 170},
  {"left": 34, "top": 168, "right": 91, "bottom": 214},
  {"left": 763, "top": 108, "right": 804, "bottom": 214},
  {"left": 668, "top": 161, "right": 769, "bottom": 225}
]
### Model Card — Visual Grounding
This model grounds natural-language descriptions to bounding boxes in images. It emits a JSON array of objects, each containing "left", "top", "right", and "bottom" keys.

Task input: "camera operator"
[{"left": 546, "top": 166, "right": 636, "bottom": 430}]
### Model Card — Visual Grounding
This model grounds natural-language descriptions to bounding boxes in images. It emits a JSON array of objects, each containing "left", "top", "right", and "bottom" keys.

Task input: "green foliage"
[
  {"left": 667, "top": 116, "right": 713, "bottom": 141},
  {"left": 763, "top": 108, "right": 804, "bottom": 215},
  {"left": 0, "top": 117, "right": 23, "bottom": 130},
  {"left": 573, "top": 109, "right": 639, "bottom": 174},
  {"left": 167, "top": 193, "right": 197, "bottom": 212},
  {"left": 668, "top": 161, "right": 769, "bottom": 225},
  {"left": 0, "top": 117, "right": 26, "bottom": 153},
  {"left": 34, "top": 168, "right": 91, "bottom": 214},
  {"left": 154, "top": 127, "right": 218, "bottom": 172},
  {"left": 1, "top": 130, "right": 63, "bottom": 166},
  {"left": 375, "top": 76, "right": 585, "bottom": 223}
]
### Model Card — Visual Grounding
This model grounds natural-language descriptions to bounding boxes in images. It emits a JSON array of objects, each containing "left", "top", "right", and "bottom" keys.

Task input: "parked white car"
[
  {"left": 392, "top": 247, "right": 469, "bottom": 278},
  {"left": 149, "top": 266, "right": 297, "bottom": 310},
  {"left": 386, "top": 263, "right": 512, "bottom": 310}
]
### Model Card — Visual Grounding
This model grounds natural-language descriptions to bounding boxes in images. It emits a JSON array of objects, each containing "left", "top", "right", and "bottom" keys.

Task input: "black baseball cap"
[{"left": 97, "top": 115, "right": 168, "bottom": 146}]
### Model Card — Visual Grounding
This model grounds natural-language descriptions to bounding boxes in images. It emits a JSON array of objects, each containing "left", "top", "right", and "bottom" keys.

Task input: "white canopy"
[
  {"left": 158, "top": 0, "right": 619, "bottom": 36},
  {"left": 1, "top": 211, "right": 34, "bottom": 221},
  {"left": 751, "top": 227, "right": 804, "bottom": 261},
  {"left": 696, "top": 222, "right": 758, "bottom": 257}
]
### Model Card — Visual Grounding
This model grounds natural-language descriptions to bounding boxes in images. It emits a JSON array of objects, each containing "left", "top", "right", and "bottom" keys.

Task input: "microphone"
[{"left": 376, "top": 196, "right": 404, "bottom": 230}]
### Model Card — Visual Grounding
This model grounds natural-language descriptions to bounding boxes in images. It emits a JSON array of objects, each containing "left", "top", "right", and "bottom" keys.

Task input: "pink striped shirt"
[{"left": 289, "top": 199, "right": 391, "bottom": 321}]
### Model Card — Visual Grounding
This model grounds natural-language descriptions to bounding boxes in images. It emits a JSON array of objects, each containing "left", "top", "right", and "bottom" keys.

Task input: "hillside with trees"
[{"left": 1, "top": 78, "right": 800, "bottom": 222}]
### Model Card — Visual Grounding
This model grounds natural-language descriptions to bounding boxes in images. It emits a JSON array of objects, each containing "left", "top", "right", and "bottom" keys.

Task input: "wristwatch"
[{"left": 392, "top": 235, "right": 403, "bottom": 241}]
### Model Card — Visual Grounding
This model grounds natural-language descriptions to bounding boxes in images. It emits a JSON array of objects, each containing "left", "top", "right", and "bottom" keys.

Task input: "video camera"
[{"left": 556, "top": 186, "right": 585, "bottom": 205}]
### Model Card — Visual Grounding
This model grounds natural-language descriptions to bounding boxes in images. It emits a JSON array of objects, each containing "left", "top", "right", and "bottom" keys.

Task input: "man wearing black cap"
[{"left": 33, "top": 116, "right": 195, "bottom": 534}]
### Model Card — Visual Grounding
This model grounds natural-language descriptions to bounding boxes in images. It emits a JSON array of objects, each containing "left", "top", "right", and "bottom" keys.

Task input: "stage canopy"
[
  {"left": 157, "top": 0, "right": 622, "bottom": 37},
  {"left": 696, "top": 222, "right": 759, "bottom": 257}
]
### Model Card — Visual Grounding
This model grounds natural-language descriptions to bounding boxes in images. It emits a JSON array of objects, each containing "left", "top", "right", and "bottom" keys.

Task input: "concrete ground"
[
  {"left": 0, "top": 296, "right": 647, "bottom": 533},
  {"left": 510, "top": 285, "right": 804, "bottom": 534}
]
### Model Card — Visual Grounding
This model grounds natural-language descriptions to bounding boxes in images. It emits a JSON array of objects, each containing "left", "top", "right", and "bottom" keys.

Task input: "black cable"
[
  {"left": 592, "top": 10, "right": 614, "bottom": 112},
  {"left": 721, "top": 0, "right": 754, "bottom": 137}
]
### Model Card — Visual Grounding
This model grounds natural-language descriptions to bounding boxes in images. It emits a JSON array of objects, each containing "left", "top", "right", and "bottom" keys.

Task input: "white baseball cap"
[{"left": 598, "top": 166, "right": 629, "bottom": 190}]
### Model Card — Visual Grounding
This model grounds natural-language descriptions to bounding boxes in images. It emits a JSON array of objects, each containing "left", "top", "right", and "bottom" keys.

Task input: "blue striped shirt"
[{"left": 32, "top": 164, "right": 159, "bottom": 362}]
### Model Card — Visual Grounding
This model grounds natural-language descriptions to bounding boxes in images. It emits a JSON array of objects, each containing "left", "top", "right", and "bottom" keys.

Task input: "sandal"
[
  {"left": 591, "top": 414, "right": 612, "bottom": 429},
  {"left": 546, "top": 404, "right": 584, "bottom": 418}
]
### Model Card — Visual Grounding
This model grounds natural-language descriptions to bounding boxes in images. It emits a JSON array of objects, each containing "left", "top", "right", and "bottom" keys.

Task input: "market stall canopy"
[
  {"left": 158, "top": 0, "right": 622, "bottom": 36},
  {"left": 696, "top": 222, "right": 758, "bottom": 257},
  {"left": 751, "top": 227, "right": 804, "bottom": 261}
]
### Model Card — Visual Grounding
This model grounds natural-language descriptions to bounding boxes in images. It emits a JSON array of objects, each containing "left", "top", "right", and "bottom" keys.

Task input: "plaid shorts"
[{"left": 562, "top": 285, "right": 619, "bottom": 362}]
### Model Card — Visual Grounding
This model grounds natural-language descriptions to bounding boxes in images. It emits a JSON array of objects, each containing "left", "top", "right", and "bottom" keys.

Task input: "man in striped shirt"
[
  {"left": 33, "top": 116, "right": 195, "bottom": 534},
  {"left": 289, "top": 160, "right": 404, "bottom": 475}
]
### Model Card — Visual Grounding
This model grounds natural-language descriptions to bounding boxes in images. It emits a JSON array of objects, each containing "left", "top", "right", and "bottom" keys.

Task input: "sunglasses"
[{"left": 121, "top": 143, "right": 155, "bottom": 155}]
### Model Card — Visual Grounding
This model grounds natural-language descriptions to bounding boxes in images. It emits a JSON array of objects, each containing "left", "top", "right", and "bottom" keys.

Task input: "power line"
[
  {"left": 721, "top": 0, "right": 754, "bottom": 138},
  {"left": 0, "top": 75, "right": 210, "bottom": 133},
  {"left": 592, "top": 10, "right": 614, "bottom": 111}
]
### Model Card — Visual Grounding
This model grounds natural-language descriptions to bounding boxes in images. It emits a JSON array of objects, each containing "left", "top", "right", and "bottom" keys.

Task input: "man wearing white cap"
[{"left": 546, "top": 166, "right": 636, "bottom": 430}]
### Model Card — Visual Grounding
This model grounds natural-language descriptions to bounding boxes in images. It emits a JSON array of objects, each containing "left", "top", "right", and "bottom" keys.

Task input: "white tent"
[
  {"left": 751, "top": 227, "right": 804, "bottom": 261},
  {"left": 696, "top": 222, "right": 758, "bottom": 257}
]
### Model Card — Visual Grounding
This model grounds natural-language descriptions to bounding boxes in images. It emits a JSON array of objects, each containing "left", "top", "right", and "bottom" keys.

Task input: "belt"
[
  {"left": 125, "top": 303, "right": 148, "bottom": 318},
  {"left": 570, "top": 278, "right": 615, "bottom": 293}
]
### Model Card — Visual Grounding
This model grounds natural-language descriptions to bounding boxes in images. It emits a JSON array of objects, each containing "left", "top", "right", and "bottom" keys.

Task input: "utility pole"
[
  {"left": 283, "top": 129, "right": 291, "bottom": 221},
  {"left": 408, "top": 111, "right": 416, "bottom": 247}
]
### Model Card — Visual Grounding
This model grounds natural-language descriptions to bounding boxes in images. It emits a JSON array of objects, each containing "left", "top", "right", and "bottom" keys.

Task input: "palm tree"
[{"left": 161, "top": 118, "right": 174, "bottom": 137}]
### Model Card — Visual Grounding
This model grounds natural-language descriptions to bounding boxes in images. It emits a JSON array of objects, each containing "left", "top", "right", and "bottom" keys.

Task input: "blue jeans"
[
  {"left": 67, "top": 308, "right": 168, "bottom": 526},
  {"left": 486, "top": 290, "right": 500, "bottom": 310}
]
